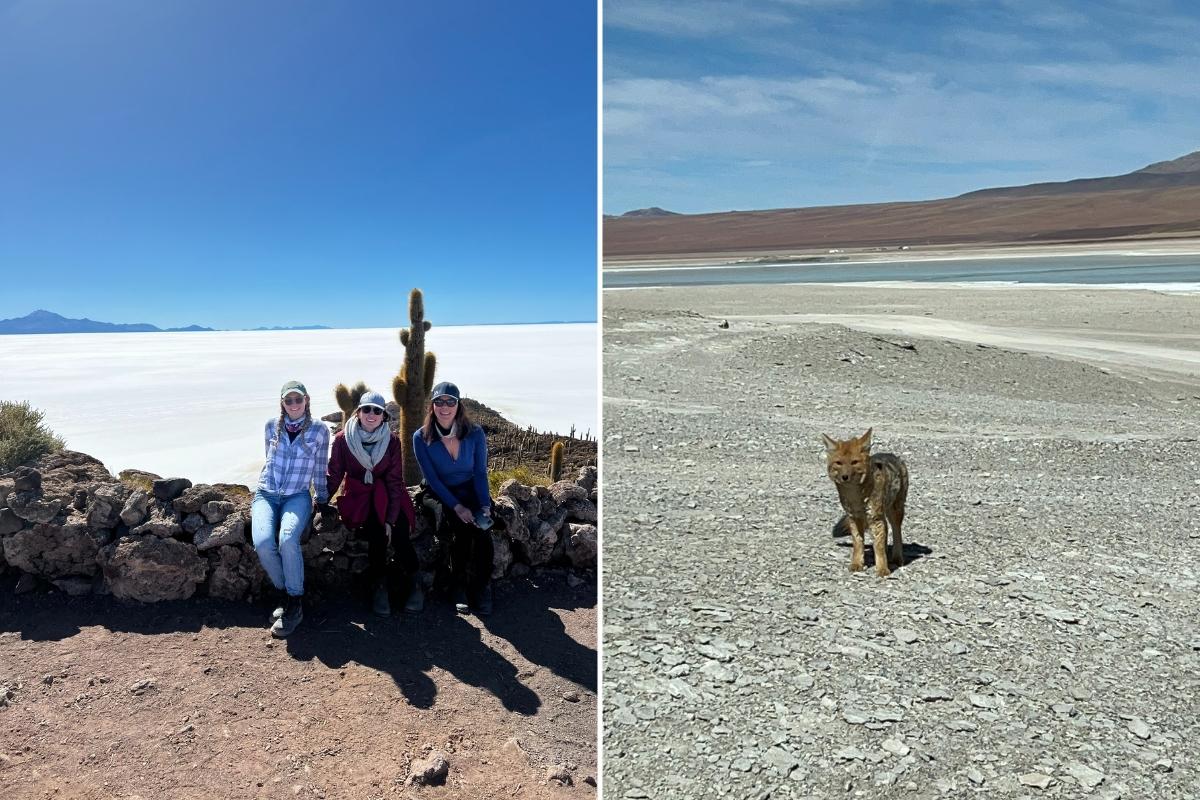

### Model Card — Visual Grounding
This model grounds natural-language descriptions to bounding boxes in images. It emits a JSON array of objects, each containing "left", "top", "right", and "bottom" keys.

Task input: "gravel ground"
[{"left": 601, "top": 284, "right": 1200, "bottom": 800}]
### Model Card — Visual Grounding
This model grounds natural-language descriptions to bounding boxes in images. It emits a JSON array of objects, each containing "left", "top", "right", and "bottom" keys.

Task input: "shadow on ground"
[{"left": 0, "top": 572, "right": 596, "bottom": 714}]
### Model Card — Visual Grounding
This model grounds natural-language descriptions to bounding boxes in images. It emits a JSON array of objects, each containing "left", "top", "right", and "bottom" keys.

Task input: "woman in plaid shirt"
[{"left": 251, "top": 379, "right": 330, "bottom": 638}]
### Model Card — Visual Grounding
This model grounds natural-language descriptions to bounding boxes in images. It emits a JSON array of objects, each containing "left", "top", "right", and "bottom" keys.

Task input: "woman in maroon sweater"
[{"left": 326, "top": 390, "right": 418, "bottom": 616}]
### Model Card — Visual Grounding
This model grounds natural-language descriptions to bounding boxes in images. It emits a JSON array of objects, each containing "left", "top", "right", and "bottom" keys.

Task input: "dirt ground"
[{"left": 0, "top": 574, "right": 597, "bottom": 799}]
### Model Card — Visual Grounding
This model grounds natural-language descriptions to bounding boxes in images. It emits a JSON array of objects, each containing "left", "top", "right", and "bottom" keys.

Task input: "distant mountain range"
[
  {"left": 0, "top": 310, "right": 329, "bottom": 335},
  {"left": 604, "top": 149, "right": 1200, "bottom": 257}
]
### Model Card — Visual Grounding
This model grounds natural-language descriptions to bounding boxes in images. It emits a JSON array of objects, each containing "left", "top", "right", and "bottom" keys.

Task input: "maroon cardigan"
[{"left": 326, "top": 431, "right": 416, "bottom": 530}]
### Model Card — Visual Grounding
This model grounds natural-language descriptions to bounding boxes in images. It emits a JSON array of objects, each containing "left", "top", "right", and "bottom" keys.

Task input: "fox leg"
[
  {"left": 870, "top": 518, "right": 891, "bottom": 577},
  {"left": 886, "top": 502, "right": 905, "bottom": 567},
  {"left": 847, "top": 516, "right": 865, "bottom": 572}
]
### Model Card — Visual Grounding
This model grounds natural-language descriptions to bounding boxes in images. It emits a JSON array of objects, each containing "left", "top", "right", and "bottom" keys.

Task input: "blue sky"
[
  {"left": 604, "top": 0, "right": 1200, "bottom": 214},
  {"left": 0, "top": 1, "right": 597, "bottom": 329}
]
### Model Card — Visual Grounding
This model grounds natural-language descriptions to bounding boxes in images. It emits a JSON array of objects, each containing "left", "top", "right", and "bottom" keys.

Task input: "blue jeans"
[{"left": 251, "top": 490, "right": 310, "bottom": 597}]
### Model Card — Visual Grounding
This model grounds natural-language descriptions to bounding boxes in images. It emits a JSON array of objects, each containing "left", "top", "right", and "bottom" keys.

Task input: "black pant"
[
  {"left": 425, "top": 481, "right": 493, "bottom": 597},
  {"left": 361, "top": 510, "right": 417, "bottom": 597}
]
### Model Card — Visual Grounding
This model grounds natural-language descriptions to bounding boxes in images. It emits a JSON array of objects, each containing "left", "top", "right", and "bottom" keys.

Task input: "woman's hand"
[
  {"left": 453, "top": 504, "right": 474, "bottom": 524},
  {"left": 384, "top": 523, "right": 392, "bottom": 545}
]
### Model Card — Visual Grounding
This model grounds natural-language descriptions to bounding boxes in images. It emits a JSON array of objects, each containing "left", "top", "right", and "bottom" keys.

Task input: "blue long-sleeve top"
[{"left": 412, "top": 425, "right": 492, "bottom": 511}]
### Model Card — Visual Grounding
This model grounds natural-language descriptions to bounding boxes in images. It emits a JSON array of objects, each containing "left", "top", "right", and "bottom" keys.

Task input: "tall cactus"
[
  {"left": 549, "top": 440, "right": 565, "bottom": 482},
  {"left": 393, "top": 288, "right": 436, "bottom": 485}
]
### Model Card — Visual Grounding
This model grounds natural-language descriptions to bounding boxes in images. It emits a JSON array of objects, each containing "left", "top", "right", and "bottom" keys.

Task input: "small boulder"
[
  {"left": 565, "top": 523, "right": 597, "bottom": 568},
  {"left": 409, "top": 751, "right": 449, "bottom": 786},
  {"left": 548, "top": 480, "right": 587, "bottom": 505},
  {"left": 12, "top": 466, "right": 41, "bottom": 493},
  {"left": 152, "top": 477, "right": 192, "bottom": 502},
  {"left": 6, "top": 491, "right": 63, "bottom": 524},
  {"left": 200, "top": 500, "right": 236, "bottom": 524},
  {"left": 3, "top": 518, "right": 102, "bottom": 579},
  {"left": 98, "top": 535, "right": 208, "bottom": 602},
  {"left": 0, "top": 508, "right": 24, "bottom": 536},
  {"left": 546, "top": 765, "right": 573, "bottom": 785},
  {"left": 119, "top": 490, "right": 150, "bottom": 527},
  {"left": 575, "top": 465, "right": 597, "bottom": 493},
  {"left": 85, "top": 484, "right": 128, "bottom": 530},
  {"left": 194, "top": 513, "right": 246, "bottom": 552},
  {"left": 172, "top": 484, "right": 225, "bottom": 515}
]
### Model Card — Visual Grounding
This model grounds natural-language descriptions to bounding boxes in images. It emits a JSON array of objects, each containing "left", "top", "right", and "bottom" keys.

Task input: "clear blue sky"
[
  {"left": 0, "top": 1, "right": 597, "bottom": 329},
  {"left": 604, "top": 0, "right": 1200, "bottom": 214}
]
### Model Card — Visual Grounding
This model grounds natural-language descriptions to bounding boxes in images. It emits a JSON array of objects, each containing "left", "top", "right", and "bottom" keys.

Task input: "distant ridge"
[
  {"left": 604, "top": 149, "right": 1200, "bottom": 257},
  {"left": 959, "top": 150, "right": 1200, "bottom": 199},
  {"left": 621, "top": 206, "right": 680, "bottom": 217},
  {"left": 0, "top": 310, "right": 215, "bottom": 335}
]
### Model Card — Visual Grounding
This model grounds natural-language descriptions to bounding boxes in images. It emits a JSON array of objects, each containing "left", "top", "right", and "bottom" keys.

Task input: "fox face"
[{"left": 822, "top": 428, "right": 873, "bottom": 486}]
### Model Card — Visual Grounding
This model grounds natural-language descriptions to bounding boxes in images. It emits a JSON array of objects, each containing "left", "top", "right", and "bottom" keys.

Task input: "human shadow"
[
  {"left": 284, "top": 596, "right": 541, "bottom": 715},
  {"left": 0, "top": 576, "right": 551, "bottom": 716},
  {"left": 477, "top": 572, "right": 597, "bottom": 692}
]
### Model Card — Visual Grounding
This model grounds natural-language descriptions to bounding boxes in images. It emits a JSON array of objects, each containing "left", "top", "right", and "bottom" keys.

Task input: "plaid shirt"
[{"left": 256, "top": 417, "right": 330, "bottom": 502}]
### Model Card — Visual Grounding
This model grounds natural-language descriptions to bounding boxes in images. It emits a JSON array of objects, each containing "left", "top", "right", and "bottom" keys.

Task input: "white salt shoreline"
[{"left": 602, "top": 238, "right": 1200, "bottom": 271}]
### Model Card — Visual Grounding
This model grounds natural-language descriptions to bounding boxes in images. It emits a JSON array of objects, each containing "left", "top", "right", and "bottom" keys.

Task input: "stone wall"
[{"left": 0, "top": 451, "right": 598, "bottom": 603}]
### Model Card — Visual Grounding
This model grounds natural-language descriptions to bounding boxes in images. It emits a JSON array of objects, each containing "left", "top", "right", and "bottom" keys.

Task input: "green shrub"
[
  {"left": 0, "top": 401, "right": 65, "bottom": 473},
  {"left": 488, "top": 465, "right": 551, "bottom": 496}
]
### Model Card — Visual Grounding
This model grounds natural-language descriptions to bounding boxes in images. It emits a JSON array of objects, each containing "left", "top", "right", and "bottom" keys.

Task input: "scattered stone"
[
  {"left": 546, "top": 765, "right": 573, "bottom": 785},
  {"left": 408, "top": 750, "right": 449, "bottom": 786},
  {"left": 881, "top": 739, "right": 909, "bottom": 757},
  {"left": 1127, "top": 718, "right": 1151, "bottom": 740},
  {"left": 1064, "top": 763, "right": 1105, "bottom": 789},
  {"left": 129, "top": 679, "right": 155, "bottom": 696},
  {"left": 1019, "top": 773, "right": 1053, "bottom": 789},
  {"left": 892, "top": 628, "right": 920, "bottom": 644}
]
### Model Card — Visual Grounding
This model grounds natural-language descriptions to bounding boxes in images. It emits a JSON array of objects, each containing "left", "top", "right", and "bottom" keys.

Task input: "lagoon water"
[
  {"left": 603, "top": 252, "right": 1200, "bottom": 290},
  {"left": 0, "top": 323, "right": 597, "bottom": 486}
]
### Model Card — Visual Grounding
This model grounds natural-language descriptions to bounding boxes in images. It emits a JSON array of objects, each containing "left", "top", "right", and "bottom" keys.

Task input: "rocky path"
[{"left": 602, "top": 291, "right": 1200, "bottom": 800}]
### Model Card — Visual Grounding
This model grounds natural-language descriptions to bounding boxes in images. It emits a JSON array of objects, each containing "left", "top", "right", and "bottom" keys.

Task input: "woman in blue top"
[
  {"left": 251, "top": 379, "right": 330, "bottom": 638},
  {"left": 412, "top": 381, "right": 494, "bottom": 615}
]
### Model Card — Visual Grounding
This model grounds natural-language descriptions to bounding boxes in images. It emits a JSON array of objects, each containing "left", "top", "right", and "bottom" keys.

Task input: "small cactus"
[
  {"left": 394, "top": 288, "right": 436, "bottom": 484},
  {"left": 549, "top": 440, "right": 564, "bottom": 482},
  {"left": 333, "top": 381, "right": 369, "bottom": 428}
]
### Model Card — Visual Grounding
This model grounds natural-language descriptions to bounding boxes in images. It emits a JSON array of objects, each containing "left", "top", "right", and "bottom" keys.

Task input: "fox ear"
[
  {"left": 821, "top": 434, "right": 837, "bottom": 452},
  {"left": 859, "top": 428, "right": 873, "bottom": 450}
]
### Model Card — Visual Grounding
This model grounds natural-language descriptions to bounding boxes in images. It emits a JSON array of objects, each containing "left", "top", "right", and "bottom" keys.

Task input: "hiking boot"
[
  {"left": 403, "top": 583, "right": 425, "bottom": 614},
  {"left": 474, "top": 584, "right": 493, "bottom": 616},
  {"left": 270, "top": 596, "right": 303, "bottom": 638},
  {"left": 453, "top": 588, "right": 469, "bottom": 614},
  {"left": 372, "top": 583, "right": 391, "bottom": 617}
]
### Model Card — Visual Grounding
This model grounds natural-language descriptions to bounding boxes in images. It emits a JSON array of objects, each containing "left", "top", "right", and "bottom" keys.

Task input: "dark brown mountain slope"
[{"left": 604, "top": 151, "right": 1200, "bottom": 258}]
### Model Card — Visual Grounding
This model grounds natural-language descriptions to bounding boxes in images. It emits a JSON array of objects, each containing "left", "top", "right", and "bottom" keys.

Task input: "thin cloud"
[{"left": 603, "top": 0, "right": 793, "bottom": 37}]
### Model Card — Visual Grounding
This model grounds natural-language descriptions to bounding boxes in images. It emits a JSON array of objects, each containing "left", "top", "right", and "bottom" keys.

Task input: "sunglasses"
[
  {"left": 360, "top": 406, "right": 384, "bottom": 416},
  {"left": 282, "top": 396, "right": 306, "bottom": 406},
  {"left": 432, "top": 397, "right": 458, "bottom": 407}
]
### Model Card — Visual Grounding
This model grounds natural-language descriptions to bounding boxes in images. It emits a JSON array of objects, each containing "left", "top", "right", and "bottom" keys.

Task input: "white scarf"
[{"left": 344, "top": 417, "right": 390, "bottom": 484}]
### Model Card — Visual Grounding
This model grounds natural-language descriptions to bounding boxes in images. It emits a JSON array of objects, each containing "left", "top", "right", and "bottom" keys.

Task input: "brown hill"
[{"left": 604, "top": 151, "right": 1200, "bottom": 258}]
